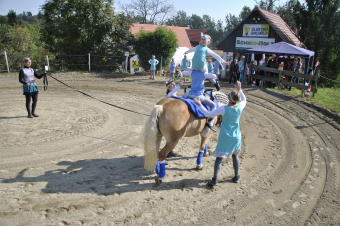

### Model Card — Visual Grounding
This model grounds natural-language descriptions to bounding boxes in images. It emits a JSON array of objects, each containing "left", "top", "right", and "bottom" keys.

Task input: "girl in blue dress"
[{"left": 194, "top": 81, "right": 246, "bottom": 187}]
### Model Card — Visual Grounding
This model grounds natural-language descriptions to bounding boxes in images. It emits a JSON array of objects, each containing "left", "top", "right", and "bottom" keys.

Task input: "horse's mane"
[{"left": 213, "top": 91, "right": 229, "bottom": 105}]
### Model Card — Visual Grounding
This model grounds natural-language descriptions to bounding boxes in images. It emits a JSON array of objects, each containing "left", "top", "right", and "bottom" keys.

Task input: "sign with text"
[
  {"left": 236, "top": 37, "right": 275, "bottom": 49},
  {"left": 243, "top": 24, "right": 269, "bottom": 37}
]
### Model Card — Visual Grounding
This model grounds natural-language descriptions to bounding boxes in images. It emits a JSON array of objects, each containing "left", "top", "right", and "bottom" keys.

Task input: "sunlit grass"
[{"left": 269, "top": 87, "right": 340, "bottom": 113}]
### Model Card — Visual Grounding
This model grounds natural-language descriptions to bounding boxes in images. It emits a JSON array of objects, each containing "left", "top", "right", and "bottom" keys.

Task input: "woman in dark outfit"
[{"left": 18, "top": 58, "right": 46, "bottom": 118}]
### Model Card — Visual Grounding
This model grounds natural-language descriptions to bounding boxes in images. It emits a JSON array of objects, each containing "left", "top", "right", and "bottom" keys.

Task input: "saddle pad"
[{"left": 170, "top": 96, "right": 210, "bottom": 119}]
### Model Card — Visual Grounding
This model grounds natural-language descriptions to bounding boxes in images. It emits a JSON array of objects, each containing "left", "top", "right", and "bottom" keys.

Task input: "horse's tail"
[{"left": 144, "top": 105, "right": 163, "bottom": 171}]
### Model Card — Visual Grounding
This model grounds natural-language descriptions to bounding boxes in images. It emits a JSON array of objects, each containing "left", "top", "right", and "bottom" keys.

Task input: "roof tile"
[
  {"left": 130, "top": 23, "right": 192, "bottom": 48},
  {"left": 257, "top": 7, "right": 304, "bottom": 47}
]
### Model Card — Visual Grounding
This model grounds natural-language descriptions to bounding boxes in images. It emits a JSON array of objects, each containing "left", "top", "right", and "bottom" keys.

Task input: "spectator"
[
  {"left": 213, "top": 59, "right": 220, "bottom": 78},
  {"left": 238, "top": 56, "right": 245, "bottom": 84},
  {"left": 207, "top": 59, "right": 214, "bottom": 73},
  {"left": 148, "top": 55, "right": 159, "bottom": 80},
  {"left": 169, "top": 58, "right": 176, "bottom": 80},
  {"left": 181, "top": 54, "right": 190, "bottom": 71}
]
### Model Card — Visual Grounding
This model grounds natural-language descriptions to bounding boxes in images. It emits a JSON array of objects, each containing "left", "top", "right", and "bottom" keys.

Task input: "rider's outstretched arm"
[
  {"left": 166, "top": 86, "right": 180, "bottom": 98},
  {"left": 207, "top": 48, "right": 226, "bottom": 66},
  {"left": 239, "top": 89, "right": 247, "bottom": 110},
  {"left": 199, "top": 105, "right": 225, "bottom": 118},
  {"left": 185, "top": 47, "right": 197, "bottom": 54}
]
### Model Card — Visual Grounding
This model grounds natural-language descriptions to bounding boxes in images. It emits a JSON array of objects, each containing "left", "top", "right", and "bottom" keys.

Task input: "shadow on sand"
[
  {"left": 1, "top": 156, "right": 207, "bottom": 195},
  {"left": 0, "top": 115, "right": 27, "bottom": 120}
]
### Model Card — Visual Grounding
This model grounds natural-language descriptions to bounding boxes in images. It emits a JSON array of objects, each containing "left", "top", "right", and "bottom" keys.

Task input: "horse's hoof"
[
  {"left": 196, "top": 165, "right": 203, "bottom": 170},
  {"left": 203, "top": 152, "right": 210, "bottom": 157},
  {"left": 155, "top": 177, "right": 163, "bottom": 185}
]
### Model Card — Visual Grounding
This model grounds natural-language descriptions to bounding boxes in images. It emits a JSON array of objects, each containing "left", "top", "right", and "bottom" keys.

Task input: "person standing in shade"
[
  {"left": 18, "top": 58, "right": 46, "bottom": 118},
  {"left": 213, "top": 59, "right": 220, "bottom": 78},
  {"left": 207, "top": 59, "right": 214, "bottom": 73},
  {"left": 194, "top": 81, "right": 246, "bottom": 187},
  {"left": 148, "top": 55, "right": 159, "bottom": 80},
  {"left": 181, "top": 54, "right": 190, "bottom": 71},
  {"left": 169, "top": 58, "right": 176, "bottom": 80},
  {"left": 238, "top": 56, "right": 245, "bottom": 83}
]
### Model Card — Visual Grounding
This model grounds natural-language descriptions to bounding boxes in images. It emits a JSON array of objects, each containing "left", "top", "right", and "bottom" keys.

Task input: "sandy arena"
[{"left": 0, "top": 72, "right": 339, "bottom": 225}]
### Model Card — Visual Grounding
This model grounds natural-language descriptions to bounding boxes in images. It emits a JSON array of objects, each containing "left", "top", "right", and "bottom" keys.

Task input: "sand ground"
[{"left": 0, "top": 72, "right": 339, "bottom": 225}]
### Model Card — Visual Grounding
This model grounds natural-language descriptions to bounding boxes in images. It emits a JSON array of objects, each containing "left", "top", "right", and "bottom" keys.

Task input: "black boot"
[
  {"left": 206, "top": 123, "right": 216, "bottom": 132},
  {"left": 206, "top": 177, "right": 217, "bottom": 188},
  {"left": 206, "top": 118, "right": 216, "bottom": 132},
  {"left": 27, "top": 114, "right": 33, "bottom": 118},
  {"left": 232, "top": 175, "right": 240, "bottom": 183},
  {"left": 214, "top": 81, "right": 221, "bottom": 91},
  {"left": 32, "top": 113, "right": 39, "bottom": 117}
]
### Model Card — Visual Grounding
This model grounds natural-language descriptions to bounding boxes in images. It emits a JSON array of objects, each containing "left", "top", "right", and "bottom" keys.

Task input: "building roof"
[
  {"left": 130, "top": 23, "right": 192, "bottom": 48},
  {"left": 256, "top": 6, "right": 304, "bottom": 47},
  {"left": 185, "top": 29, "right": 205, "bottom": 43}
]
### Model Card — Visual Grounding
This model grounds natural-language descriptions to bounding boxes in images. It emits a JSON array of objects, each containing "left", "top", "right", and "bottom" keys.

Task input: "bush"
[
  {"left": 0, "top": 24, "right": 46, "bottom": 71},
  {"left": 134, "top": 27, "right": 177, "bottom": 71}
]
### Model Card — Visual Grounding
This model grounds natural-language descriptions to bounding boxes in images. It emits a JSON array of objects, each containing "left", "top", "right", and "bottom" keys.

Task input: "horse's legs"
[
  {"left": 155, "top": 140, "right": 179, "bottom": 184},
  {"left": 196, "top": 135, "right": 209, "bottom": 170},
  {"left": 158, "top": 140, "right": 178, "bottom": 161},
  {"left": 203, "top": 144, "right": 209, "bottom": 157}
]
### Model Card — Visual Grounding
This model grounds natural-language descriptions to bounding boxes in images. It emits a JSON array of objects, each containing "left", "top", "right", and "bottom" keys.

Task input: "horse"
[{"left": 143, "top": 90, "right": 228, "bottom": 185}]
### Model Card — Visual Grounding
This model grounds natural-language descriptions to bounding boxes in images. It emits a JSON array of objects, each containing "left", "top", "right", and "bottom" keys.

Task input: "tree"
[
  {"left": 134, "top": 27, "right": 177, "bottom": 70},
  {"left": 0, "top": 24, "right": 45, "bottom": 70},
  {"left": 41, "top": 0, "right": 132, "bottom": 70},
  {"left": 276, "top": 0, "right": 299, "bottom": 32},
  {"left": 0, "top": 15, "right": 8, "bottom": 24},
  {"left": 239, "top": 6, "right": 252, "bottom": 21},
  {"left": 189, "top": 14, "right": 205, "bottom": 29},
  {"left": 255, "top": 0, "right": 279, "bottom": 12},
  {"left": 294, "top": 0, "right": 340, "bottom": 85},
  {"left": 120, "top": 0, "right": 174, "bottom": 24},
  {"left": 166, "top": 10, "right": 190, "bottom": 27},
  {"left": 214, "top": 19, "right": 225, "bottom": 45},
  {"left": 7, "top": 10, "right": 18, "bottom": 26},
  {"left": 225, "top": 13, "right": 240, "bottom": 33}
]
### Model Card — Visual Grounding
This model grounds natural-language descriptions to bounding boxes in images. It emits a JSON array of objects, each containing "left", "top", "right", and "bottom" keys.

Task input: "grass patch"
[{"left": 269, "top": 87, "right": 340, "bottom": 113}]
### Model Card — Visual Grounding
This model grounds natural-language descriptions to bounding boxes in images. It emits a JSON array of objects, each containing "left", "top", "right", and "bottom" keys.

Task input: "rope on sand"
[{"left": 48, "top": 73, "right": 151, "bottom": 117}]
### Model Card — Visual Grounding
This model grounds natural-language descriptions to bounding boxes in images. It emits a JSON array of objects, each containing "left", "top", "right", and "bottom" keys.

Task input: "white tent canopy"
[
  {"left": 129, "top": 46, "right": 195, "bottom": 74},
  {"left": 171, "top": 47, "right": 194, "bottom": 66}
]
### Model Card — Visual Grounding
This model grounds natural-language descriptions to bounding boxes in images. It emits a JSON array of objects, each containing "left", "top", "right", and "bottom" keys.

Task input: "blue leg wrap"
[
  {"left": 196, "top": 151, "right": 203, "bottom": 166},
  {"left": 204, "top": 144, "right": 208, "bottom": 155},
  {"left": 155, "top": 160, "right": 160, "bottom": 175},
  {"left": 159, "top": 162, "right": 166, "bottom": 178}
]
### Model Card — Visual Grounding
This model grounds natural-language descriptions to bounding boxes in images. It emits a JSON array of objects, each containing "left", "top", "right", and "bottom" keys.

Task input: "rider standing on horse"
[{"left": 183, "top": 34, "right": 229, "bottom": 132}]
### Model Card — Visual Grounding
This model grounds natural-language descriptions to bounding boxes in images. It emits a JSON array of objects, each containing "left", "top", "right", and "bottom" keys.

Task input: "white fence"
[
  {"left": 0, "top": 52, "right": 123, "bottom": 73},
  {"left": 0, "top": 51, "right": 10, "bottom": 72}
]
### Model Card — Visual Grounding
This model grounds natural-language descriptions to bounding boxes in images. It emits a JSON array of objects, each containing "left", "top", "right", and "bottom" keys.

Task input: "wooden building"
[{"left": 217, "top": 6, "right": 304, "bottom": 58}]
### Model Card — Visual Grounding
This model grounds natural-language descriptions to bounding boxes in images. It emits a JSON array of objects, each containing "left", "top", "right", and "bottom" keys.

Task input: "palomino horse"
[{"left": 143, "top": 91, "right": 228, "bottom": 185}]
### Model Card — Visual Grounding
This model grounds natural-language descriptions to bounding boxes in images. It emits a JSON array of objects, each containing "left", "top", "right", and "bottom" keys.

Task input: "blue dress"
[{"left": 213, "top": 103, "right": 243, "bottom": 158}]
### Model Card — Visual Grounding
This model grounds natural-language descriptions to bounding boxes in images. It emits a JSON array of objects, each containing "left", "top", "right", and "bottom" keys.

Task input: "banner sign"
[
  {"left": 243, "top": 24, "right": 269, "bottom": 37},
  {"left": 132, "top": 60, "right": 140, "bottom": 68},
  {"left": 236, "top": 37, "right": 275, "bottom": 49}
]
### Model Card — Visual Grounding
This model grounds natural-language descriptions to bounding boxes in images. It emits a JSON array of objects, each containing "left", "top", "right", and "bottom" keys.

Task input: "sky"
[{"left": 0, "top": 0, "right": 288, "bottom": 22}]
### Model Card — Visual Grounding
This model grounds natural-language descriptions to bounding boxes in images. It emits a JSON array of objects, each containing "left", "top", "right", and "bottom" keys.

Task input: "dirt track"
[{"left": 0, "top": 72, "right": 339, "bottom": 225}]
